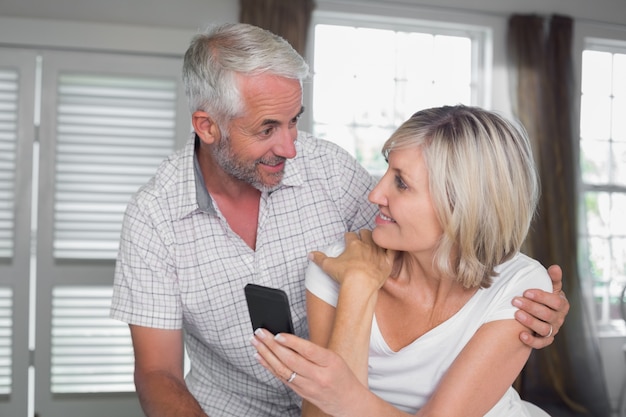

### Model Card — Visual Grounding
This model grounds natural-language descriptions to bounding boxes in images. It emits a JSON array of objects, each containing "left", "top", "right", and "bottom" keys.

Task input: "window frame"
[
  {"left": 302, "top": 3, "right": 507, "bottom": 133},
  {"left": 574, "top": 21, "right": 626, "bottom": 334},
  {"left": 0, "top": 16, "right": 195, "bottom": 416},
  {"left": 578, "top": 37, "right": 626, "bottom": 331},
  {"left": 0, "top": 46, "right": 36, "bottom": 417}
]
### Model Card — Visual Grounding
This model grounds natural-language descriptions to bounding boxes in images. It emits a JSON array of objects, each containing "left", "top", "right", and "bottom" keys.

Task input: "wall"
[
  {"left": 348, "top": 0, "right": 626, "bottom": 25},
  {"left": 0, "top": 0, "right": 238, "bottom": 31},
  {"left": 1, "top": 0, "right": 625, "bottom": 29}
]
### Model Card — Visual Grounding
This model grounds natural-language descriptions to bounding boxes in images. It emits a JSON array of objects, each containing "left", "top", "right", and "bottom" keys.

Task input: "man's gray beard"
[{"left": 211, "top": 134, "right": 284, "bottom": 193}]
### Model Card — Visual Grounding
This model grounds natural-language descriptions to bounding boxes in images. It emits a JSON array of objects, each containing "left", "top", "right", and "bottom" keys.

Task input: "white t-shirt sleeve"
[
  {"left": 304, "top": 240, "right": 345, "bottom": 308},
  {"left": 484, "top": 254, "right": 553, "bottom": 323}
]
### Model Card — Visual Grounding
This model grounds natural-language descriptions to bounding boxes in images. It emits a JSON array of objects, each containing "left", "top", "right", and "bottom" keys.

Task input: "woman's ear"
[{"left": 192, "top": 111, "right": 221, "bottom": 144}]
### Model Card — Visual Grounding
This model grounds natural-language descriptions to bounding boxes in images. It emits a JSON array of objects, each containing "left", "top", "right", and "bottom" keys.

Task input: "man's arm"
[
  {"left": 513, "top": 265, "right": 570, "bottom": 349},
  {"left": 130, "top": 325, "right": 208, "bottom": 417}
]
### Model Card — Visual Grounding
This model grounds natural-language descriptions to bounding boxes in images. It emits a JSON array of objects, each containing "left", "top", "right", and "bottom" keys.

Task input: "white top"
[{"left": 305, "top": 242, "right": 552, "bottom": 416}]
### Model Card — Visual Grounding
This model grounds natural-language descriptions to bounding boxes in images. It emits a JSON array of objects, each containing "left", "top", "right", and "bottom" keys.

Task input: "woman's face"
[{"left": 368, "top": 147, "right": 443, "bottom": 254}]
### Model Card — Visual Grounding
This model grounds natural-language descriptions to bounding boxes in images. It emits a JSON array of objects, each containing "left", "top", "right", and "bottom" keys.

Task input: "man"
[{"left": 111, "top": 23, "right": 569, "bottom": 417}]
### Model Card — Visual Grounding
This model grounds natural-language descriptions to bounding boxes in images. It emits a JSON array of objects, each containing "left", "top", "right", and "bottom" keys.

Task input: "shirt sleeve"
[
  {"left": 484, "top": 255, "right": 553, "bottom": 323},
  {"left": 110, "top": 194, "right": 183, "bottom": 329},
  {"left": 304, "top": 240, "right": 345, "bottom": 308}
]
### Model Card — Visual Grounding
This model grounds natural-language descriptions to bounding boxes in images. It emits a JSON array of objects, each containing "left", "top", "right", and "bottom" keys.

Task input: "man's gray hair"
[{"left": 182, "top": 22, "right": 310, "bottom": 128}]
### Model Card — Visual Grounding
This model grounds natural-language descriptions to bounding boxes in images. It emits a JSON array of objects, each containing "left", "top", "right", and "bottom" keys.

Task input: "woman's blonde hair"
[{"left": 382, "top": 105, "right": 539, "bottom": 288}]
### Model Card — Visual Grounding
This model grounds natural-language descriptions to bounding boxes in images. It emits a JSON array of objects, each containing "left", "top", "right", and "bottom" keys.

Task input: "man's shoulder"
[{"left": 132, "top": 139, "right": 195, "bottom": 210}]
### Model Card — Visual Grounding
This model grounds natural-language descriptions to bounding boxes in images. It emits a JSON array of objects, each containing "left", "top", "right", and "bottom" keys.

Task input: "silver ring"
[
  {"left": 545, "top": 324, "right": 553, "bottom": 338},
  {"left": 286, "top": 371, "right": 297, "bottom": 383}
]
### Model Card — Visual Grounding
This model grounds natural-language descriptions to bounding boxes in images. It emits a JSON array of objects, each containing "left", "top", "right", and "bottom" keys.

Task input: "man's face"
[{"left": 211, "top": 74, "right": 303, "bottom": 191}]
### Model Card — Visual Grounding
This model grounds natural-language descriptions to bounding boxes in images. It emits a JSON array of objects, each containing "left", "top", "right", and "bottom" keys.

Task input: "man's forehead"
[{"left": 238, "top": 76, "right": 303, "bottom": 122}]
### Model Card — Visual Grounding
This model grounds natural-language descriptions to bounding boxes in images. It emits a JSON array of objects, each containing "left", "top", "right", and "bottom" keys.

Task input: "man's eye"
[{"left": 260, "top": 127, "right": 275, "bottom": 137}]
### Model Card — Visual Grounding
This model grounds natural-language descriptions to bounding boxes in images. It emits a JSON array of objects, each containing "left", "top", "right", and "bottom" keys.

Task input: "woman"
[{"left": 252, "top": 105, "right": 553, "bottom": 416}]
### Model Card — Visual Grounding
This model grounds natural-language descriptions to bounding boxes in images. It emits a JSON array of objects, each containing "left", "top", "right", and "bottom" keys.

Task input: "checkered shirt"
[{"left": 110, "top": 131, "right": 377, "bottom": 416}]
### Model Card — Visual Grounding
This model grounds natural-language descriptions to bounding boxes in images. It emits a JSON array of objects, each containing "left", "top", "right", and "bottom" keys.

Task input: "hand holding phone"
[{"left": 244, "top": 284, "right": 295, "bottom": 335}]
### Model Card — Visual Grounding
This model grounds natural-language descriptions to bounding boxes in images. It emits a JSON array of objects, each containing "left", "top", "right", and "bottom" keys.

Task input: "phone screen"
[{"left": 244, "top": 284, "right": 295, "bottom": 335}]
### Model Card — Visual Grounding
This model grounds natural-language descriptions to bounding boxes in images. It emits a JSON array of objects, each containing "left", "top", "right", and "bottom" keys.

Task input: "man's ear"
[{"left": 192, "top": 111, "right": 221, "bottom": 144}]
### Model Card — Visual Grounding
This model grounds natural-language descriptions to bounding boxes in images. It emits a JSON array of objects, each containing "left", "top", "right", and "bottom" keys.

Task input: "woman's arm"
[
  {"left": 255, "top": 317, "right": 531, "bottom": 417},
  {"left": 417, "top": 319, "right": 532, "bottom": 416},
  {"left": 252, "top": 329, "right": 407, "bottom": 417},
  {"left": 301, "top": 232, "right": 386, "bottom": 416}
]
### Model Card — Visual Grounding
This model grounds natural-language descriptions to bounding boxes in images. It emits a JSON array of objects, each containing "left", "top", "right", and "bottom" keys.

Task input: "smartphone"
[{"left": 244, "top": 283, "right": 295, "bottom": 335}]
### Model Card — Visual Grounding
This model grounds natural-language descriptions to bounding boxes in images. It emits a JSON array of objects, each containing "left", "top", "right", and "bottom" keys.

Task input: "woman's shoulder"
[{"left": 493, "top": 253, "right": 552, "bottom": 293}]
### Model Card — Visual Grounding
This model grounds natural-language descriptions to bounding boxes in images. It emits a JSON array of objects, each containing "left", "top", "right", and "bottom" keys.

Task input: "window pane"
[
  {"left": 312, "top": 73, "right": 356, "bottom": 125},
  {"left": 614, "top": 142, "right": 626, "bottom": 186},
  {"left": 0, "top": 288, "right": 12, "bottom": 395},
  {"left": 434, "top": 35, "right": 472, "bottom": 86},
  {"left": 354, "top": 125, "right": 394, "bottom": 174},
  {"left": 51, "top": 286, "right": 134, "bottom": 393},
  {"left": 613, "top": 53, "right": 626, "bottom": 99},
  {"left": 614, "top": 96, "right": 626, "bottom": 141},
  {"left": 313, "top": 25, "right": 356, "bottom": 76},
  {"left": 53, "top": 73, "right": 177, "bottom": 259},
  {"left": 581, "top": 50, "right": 612, "bottom": 95},
  {"left": 312, "top": 22, "right": 479, "bottom": 175},
  {"left": 584, "top": 191, "right": 610, "bottom": 237},
  {"left": 0, "top": 68, "right": 17, "bottom": 259},
  {"left": 353, "top": 77, "right": 395, "bottom": 126},
  {"left": 613, "top": 238, "right": 626, "bottom": 281},
  {"left": 580, "top": 93, "right": 612, "bottom": 140},
  {"left": 613, "top": 52, "right": 626, "bottom": 142},
  {"left": 580, "top": 44, "right": 626, "bottom": 324},
  {"left": 580, "top": 139, "right": 610, "bottom": 184},
  {"left": 313, "top": 124, "right": 357, "bottom": 156}
]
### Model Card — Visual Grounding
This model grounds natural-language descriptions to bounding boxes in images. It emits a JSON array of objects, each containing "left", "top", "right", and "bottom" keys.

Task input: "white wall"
[
  {"left": 347, "top": 0, "right": 626, "bottom": 25},
  {"left": 0, "top": 0, "right": 239, "bottom": 31},
  {"left": 1, "top": 0, "right": 625, "bottom": 28}
]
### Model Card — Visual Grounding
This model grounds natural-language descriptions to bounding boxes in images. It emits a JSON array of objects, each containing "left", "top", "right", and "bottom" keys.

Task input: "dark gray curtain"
[
  {"left": 239, "top": 0, "right": 315, "bottom": 56},
  {"left": 508, "top": 14, "right": 612, "bottom": 417}
]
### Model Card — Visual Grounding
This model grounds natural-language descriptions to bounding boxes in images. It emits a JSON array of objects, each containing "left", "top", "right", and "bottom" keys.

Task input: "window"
[
  {"left": 0, "top": 47, "right": 187, "bottom": 417},
  {"left": 53, "top": 73, "right": 178, "bottom": 259},
  {"left": 0, "top": 288, "right": 11, "bottom": 395},
  {"left": 0, "top": 66, "right": 18, "bottom": 395},
  {"left": 310, "top": 18, "right": 488, "bottom": 175},
  {"left": 0, "top": 67, "right": 17, "bottom": 259},
  {"left": 579, "top": 41, "right": 626, "bottom": 327}
]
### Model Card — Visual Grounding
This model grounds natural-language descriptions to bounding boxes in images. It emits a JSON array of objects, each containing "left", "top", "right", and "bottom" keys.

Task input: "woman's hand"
[
  {"left": 308, "top": 230, "right": 397, "bottom": 290},
  {"left": 251, "top": 329, "right": 366, "bottom": 416}
]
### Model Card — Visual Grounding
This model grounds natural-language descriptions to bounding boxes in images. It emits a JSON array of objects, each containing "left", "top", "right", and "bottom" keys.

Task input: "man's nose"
[{"left": 274, "top": 128, "right": 297, "bottom": 159}]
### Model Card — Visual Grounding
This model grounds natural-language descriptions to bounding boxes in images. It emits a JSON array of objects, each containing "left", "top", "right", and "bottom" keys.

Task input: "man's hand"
[{"left": 513, "top": 265, "right": 569, "bottom": 349}]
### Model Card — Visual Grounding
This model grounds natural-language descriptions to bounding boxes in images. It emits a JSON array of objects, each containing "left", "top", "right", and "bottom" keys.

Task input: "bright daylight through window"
[
  {"left": 311, "top": 23, "right": 479, "bottom": 176},
  {"left": 579, "top": 46, "right": 626, "bottom": 328}
]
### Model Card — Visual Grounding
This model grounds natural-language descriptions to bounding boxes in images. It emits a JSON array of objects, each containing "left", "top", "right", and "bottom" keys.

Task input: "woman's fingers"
[{"left": 251, "top": 330, "right": 301, "bottom": 382}]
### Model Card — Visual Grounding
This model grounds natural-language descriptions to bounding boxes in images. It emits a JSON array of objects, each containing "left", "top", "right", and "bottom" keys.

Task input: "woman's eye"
[{"left": 395, "top": 175, "right": 408, "bottom": 190}]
